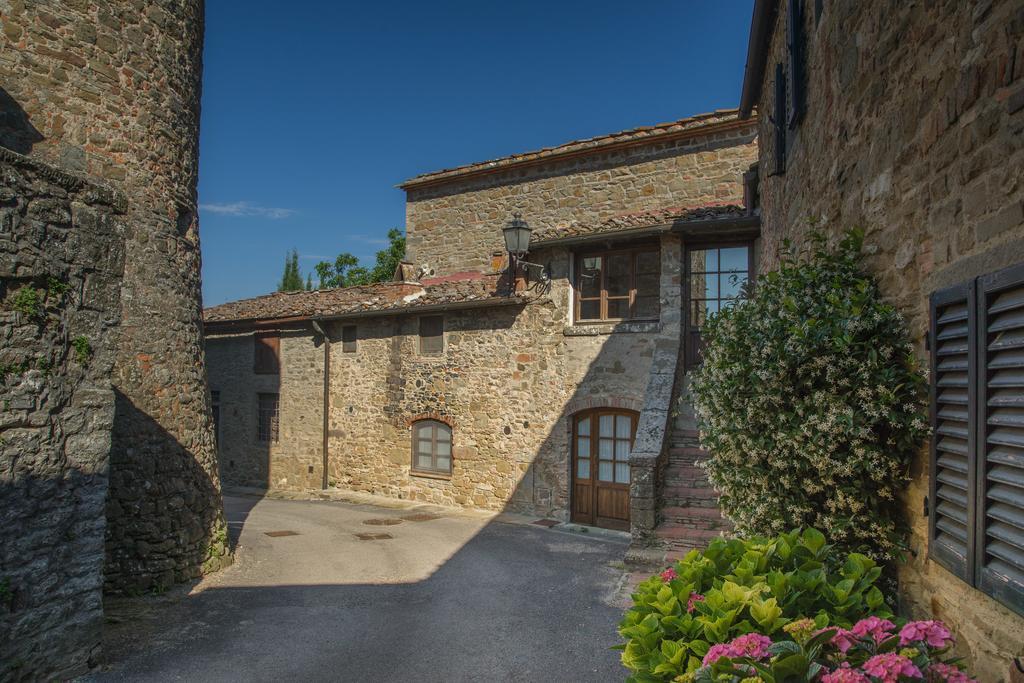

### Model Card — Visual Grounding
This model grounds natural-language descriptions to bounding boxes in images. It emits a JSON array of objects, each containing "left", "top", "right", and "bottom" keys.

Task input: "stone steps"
[
  {"left": 660, "top": 505, "right": 731, "bottom": 530},
  {"left": 653, "top": 423, "right": 727, "bottom": 552}
]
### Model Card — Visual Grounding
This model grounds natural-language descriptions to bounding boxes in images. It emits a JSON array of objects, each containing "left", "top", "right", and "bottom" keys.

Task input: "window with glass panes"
[
  {"left": 686, "top": 245, "right": 752, "bottom": 366},
  {"left": 574, "top": 247, "right": 660, "bottom": 322},
  {"left": 411, "top": 419, "right": 452, "bottom": 475},
  {"left": 574, "top": 410, "right": 635, "bottom": 485}
]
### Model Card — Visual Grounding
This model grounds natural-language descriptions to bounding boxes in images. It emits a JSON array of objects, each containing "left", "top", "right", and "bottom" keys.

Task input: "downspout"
[{"left": 311, "top": 319, "right": 330, "bottom": 490}]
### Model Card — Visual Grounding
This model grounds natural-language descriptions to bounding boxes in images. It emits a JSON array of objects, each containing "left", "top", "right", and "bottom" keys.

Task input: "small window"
[
  {"left": 254, "top": 333, "right": 280, "bottom": 374},
  {"left": 411, "top": 419, "right": 452, "bottom": 475},
  {"left": 342, "top": 325, "right": 357, "bottom": 353},
  {"left": 574, "top": 247, "right": 660, "bottom": 322},
  {"left": 419, "top": 315, "right": 444, "bottom": 355},
  {"left": 257, "top": 393, "right": 279, "bottom": 443}
]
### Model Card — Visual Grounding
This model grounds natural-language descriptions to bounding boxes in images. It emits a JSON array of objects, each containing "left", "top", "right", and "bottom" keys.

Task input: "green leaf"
[{"left": 801, "top": 528, "right": 827, "bottom": 554}]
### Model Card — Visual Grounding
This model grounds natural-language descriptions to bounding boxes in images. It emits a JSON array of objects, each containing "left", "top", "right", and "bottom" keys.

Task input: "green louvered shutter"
[
  {"left": 929, "top": 281, "right": 976, "bottom": 581},
  {"left": 976, "top": 264, "right": 1024, "bottom": 616}
]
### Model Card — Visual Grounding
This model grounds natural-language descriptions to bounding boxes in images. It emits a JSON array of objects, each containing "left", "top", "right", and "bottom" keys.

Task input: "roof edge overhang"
[
  {"left": 203, "top": 295, "right": 529, "bottom": 334},
  {"left": 530, "top": 215, "right": 761, "bottom": 249},
  {"left": 399, "top": 117, "right": 757, "bottom": 192},
  {"left": 671, "top": 214, "right": 761, "bottom": 241},
  {"left": 739, "top": 0, "right": 780, "bottom": 119}
]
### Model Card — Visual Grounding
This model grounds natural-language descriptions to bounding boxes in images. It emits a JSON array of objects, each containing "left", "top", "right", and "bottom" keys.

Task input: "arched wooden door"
[{"left": 571, "top": 409, "right": 635, "bottom": 531}]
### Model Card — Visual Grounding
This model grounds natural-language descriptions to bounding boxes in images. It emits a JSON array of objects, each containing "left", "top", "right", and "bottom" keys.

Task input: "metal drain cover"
[
  {"left": 355, "top": 532, "right": 393, "bottom": 540},
  {"left": 362, "top": 518, "right": 403, "bottom": 526},
  {"left": 401, "top": 512, "right": 440, "bottom": 522},
  {"left": 264, "top": 530, "right": 299, "bottom": 537},
  {"left": 531, "top": 519, "right": 560, "bottom": 528}
]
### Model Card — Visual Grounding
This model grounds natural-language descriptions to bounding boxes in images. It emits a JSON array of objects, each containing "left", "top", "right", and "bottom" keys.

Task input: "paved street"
[{"left": 87, "top": 494, "right": 631, "bottom": 682}]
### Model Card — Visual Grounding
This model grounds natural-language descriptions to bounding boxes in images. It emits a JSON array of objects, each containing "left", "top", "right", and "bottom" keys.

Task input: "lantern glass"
[{"left": 503, "top": 215, "right": 531, "bottom": 256}]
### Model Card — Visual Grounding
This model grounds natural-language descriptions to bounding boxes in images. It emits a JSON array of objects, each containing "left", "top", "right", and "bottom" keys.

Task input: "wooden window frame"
[
  {"left": 929, "top": 261, "right": 1024, "bottom": 617},
  {"left": 341, "top": 325, "right": 357, "bottom": 353},
  {"left": 253, "top": 332, "right": 280, "bottom": 375},
  {"left": 419, "top": 315, "right": 444, "bottom": 355},
  {"left": 257, "top": 392, "right": 279, "bottom": 443},
  {"left": 684, "top": 242, "right": 754, "bottom": 369},
  {"left": 572, "top": 245, "right": 660, "bottom": 323},
  {"left": 410, "top": 419, "right": 452, "bottom": 477}
]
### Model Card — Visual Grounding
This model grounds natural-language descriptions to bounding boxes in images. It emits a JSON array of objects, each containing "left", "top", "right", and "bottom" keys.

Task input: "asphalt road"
[{"left": 86, "top": 494, "right": 630, "bottom": 682}]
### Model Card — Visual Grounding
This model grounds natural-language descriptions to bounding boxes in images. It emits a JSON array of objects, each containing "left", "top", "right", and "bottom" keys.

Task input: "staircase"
[{"left": 654, "top": 392, "right": 731, "bottom": 561}]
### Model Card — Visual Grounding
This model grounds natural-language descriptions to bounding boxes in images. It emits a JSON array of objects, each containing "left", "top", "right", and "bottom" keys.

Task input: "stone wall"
[
  {"left": 1, "top": 0, "right": 230, "bottom": 594},
  {"left": 206, "top": 329, "right": 324, "bottom": 490},
  {"left": 0, "top": 150, "right": 125, "bottom": 680},
  {"left": 404, "top": 119, "right": 757, "bottom": 275},
  {"left": 752, "top": 0, "right": 1024, "bottom": 678}
]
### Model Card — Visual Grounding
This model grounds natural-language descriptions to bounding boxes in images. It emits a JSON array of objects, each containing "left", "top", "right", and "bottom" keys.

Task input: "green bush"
[
  {"left": 689, "top": 229, "right": 929, "bottom": 560},
  {"left": 617, "top": 529, "right": 892, "bottom": 682}
]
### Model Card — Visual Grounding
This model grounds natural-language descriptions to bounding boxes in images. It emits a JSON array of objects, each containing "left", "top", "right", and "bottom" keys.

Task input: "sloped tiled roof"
[
  {"left": 400, "top": 110, "right": 751, "bottom": 189},
  {"left": 204, "top": 274, "right": 517, "bottom": 325},
  {"left": 531, "top": 203, "right": 748, "bottom": 245}
]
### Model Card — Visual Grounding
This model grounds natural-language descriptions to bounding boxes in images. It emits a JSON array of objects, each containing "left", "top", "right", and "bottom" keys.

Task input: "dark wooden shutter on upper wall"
[
  {"left": 786, "top": 0, "right": 805, "bottom": 128},
  {"left": 773, "top": 63, "right": 787, "bottom": 175},
  {"left": 254, "top": 333, "right": 280, "bottom": 374},
  {"left": 976, "top": 264, "right": 1024, "bottom": 614},
  {"left": 929, "top": 281, "right": 977, "bottom": 581}
]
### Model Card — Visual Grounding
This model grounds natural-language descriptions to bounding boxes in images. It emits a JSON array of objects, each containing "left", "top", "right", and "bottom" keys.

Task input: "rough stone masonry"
[{"left": 1, "top": 0, "right": 229, "bottom": 677}]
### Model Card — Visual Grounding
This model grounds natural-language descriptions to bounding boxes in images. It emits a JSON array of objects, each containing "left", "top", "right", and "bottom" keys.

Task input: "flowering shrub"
[
  {"left": 689, "top": 229, "right": 929, "bottom": 559},
  {"left": 617, "top": 530, "right": 892, "bottom": 680},
  {"left": 696, "top": 617, "right": 974, "bottom": 683}
]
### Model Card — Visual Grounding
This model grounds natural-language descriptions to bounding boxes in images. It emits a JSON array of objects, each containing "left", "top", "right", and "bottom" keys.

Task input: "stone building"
[
  {"left": 205, "top": 111, "right": 758, "bottom": 544},
  {"left": 739, "top": 0, "right": 1024, "bottom": 678},
  {"left": 1, "top": 0, "right": 228, "bottom": 677}
]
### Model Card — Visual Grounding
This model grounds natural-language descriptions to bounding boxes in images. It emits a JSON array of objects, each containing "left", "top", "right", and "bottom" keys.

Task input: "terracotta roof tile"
[
  {"left": 400, "top": 110, "right": 750, "bottom": 188},
  {"left": 204, "top": 273, "right": 518, "bottom": 324},
  {"left": 531, "top": 203, "right": 748, "bottom": 244}
]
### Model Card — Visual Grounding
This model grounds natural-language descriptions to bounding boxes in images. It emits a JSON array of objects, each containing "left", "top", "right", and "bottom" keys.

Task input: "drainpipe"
[{"left": 311, "top": 319, "right": 330, "bottom": 490}]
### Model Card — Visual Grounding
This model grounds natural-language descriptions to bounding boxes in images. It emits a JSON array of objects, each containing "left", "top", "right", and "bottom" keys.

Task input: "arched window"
[{"left": 411, "top": 420, "right": 452, "bottom": 475}]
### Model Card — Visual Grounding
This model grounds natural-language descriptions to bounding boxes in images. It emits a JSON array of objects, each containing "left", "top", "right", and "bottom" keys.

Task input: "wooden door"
[{"left": 571, "top": 410, "right": 635, "bottom": 531}]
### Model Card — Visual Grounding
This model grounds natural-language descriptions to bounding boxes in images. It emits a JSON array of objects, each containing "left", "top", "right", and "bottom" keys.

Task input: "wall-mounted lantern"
[{"left": 502, "top": 213, "right": 548, "bottom": 290}]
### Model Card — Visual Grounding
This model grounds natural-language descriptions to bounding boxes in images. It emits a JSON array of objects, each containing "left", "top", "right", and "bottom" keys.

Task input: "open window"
[{"left": 574, "top": 246, "right": 660, "bottom": 323}]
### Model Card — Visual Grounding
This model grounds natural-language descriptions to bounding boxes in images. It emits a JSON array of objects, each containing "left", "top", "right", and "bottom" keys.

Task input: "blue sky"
[{"left": 199, "top": 1, "right": 754, "bottom": 305}]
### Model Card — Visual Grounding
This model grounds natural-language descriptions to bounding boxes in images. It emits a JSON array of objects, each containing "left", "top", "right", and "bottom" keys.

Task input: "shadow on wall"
[
  {"left": 104, "top": 389, "right": 231, "bottom": 594},
  {"left": 0, "top": 469, "right": 108, "bottom": 681},
  {"left": 0, "top": 87, "right": 43, "bottom": 155}
]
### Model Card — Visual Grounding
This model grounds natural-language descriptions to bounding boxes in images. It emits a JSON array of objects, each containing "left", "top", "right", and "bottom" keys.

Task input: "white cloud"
[{"left": 199, "top": 201, "right": 296, "bottom": 219}]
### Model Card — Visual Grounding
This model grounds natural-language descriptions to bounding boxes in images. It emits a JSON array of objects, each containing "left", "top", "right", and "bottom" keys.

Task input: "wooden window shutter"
[
  {"left": 786, "top": 0, "right": 806, "bottom": 128},
  {"left": 929, "top": 281, "right": 977, "bottom": 581},
  {"left": 773, "top": 63, "right": 787, "bottom": 175},
  {"left": 254, "top": 333, "right": 280, "bottom": 374},
  {"left": 419, "top": 315, "right": 444, "bottom": 355},
  {"left": 976, "top": 264, "right": 1024, "bottom": 615}
]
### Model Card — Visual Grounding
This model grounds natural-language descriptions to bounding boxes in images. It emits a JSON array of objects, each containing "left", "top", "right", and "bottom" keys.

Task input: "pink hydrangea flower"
[
  {"left": 730, "top": 633, "right": 772, "bottom": 660},
  {"left": 927, "top": 662, "right": 977, "bottom": 683},
  {"left": 702, "top": 643, "right": 734, "bottom": 666},
  {"left": 660, "top": 567, "right": 677, "bottom": 583},
  {"left": 820, "top": 664, "right": 871, "bottom": 683},
  {"left": 851, "top": 616, "right": 896, "bottom": 644},
  {"left": 687, "top": 591, "right": 705, "bottom": 613},
  {"left": 818, "top": 627, "right": 857, "bottom": 654},
  {"left": 898, "top": 620, "right": 953, "bottom": 648},
  {"left": 861, "top": 653, "right": 923, "bottom": 682}
]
